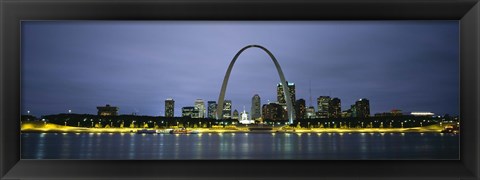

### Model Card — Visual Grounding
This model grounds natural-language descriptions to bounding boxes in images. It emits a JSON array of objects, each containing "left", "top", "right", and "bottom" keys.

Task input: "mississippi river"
[{"left": 21, "top": 132, "right": 459, "bottom": 160}]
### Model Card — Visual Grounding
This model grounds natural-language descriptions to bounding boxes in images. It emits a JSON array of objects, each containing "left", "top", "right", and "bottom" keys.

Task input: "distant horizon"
[
  {"left": 21, "top": 21, "right": 459, "bottom": 117},
  {"left": 23, "top": 94, "right": 458, "bottom": 117},
  {"left": 22, "top": 109, "right": 457, "bottom": 118}
]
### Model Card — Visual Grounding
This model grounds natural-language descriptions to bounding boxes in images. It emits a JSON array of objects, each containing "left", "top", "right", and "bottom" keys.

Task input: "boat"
[
  {"left": 136, "top": 129, "right": 157, "bottom": 134},
  {"left": 157, "top": 129, "right": 173, "bottom": 134},
  {"left": 169, "top": 128, "right": 199, "bottom": 134}
]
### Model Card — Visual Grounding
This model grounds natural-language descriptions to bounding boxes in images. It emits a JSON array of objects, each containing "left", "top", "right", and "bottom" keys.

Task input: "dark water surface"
[{"left": 21, "top": 132, "right": 459, "bottom": 160}]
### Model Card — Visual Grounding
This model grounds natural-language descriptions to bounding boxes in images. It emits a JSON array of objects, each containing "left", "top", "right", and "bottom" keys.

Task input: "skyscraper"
[
  {"left": 277, "top": 81, "right": 296, "bottom": 108},
  {"left": 317, "top": 96, "right": 331, "bottom": 118},
  {"left": 222, "top": 100, "right": 232, "bottom": 119},
  {"left": 262, "top": 102, "right": 286, "bottom": 121},
  {"left": 295, "top": 99, "right": 306, "bottom": 119},
  {"left": 330, "top": 97, "right": 341, "bottom": 118},
  {"left": 165, "top": 98, "right": 174, "bottom": 117},
  {"left": 194, "top": 99, "right": 205, "bottom": 118},
  {"left": 232, "top": 109, "right": 239, "bottom": 120},
  {"left": 207, "top": 101, "right": 217, "bottom": 118},
  {"left": 306, "top": 106, "right": 316, "bottom": 119},
  {"left": 355, "top": 98, "right": 370, "bottom": 118},
  {"left": 251, "top": 94, "right": 261, "bottom": 120}
]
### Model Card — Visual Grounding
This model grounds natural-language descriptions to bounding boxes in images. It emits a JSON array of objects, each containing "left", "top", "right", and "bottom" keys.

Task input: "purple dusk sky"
[{"left": 21, "top": 21, "right": 459, "bottom": 117}]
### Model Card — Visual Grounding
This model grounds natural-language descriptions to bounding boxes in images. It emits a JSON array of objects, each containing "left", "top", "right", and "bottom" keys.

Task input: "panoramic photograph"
[{"left": 20, "top": 21, "right": 459, "bottom": 160}]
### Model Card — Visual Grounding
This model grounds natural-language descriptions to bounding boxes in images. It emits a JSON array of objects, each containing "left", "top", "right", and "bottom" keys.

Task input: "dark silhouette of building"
[
  {"left": 375, "top": 109, "right": 403, "bottom": 117},
  {"left": 295, "top": 99, "right": 306, "bottom": 119},
  {"left": 262, "top": 102, "right": 286, "bottom": 121},
  {"left": 355, "top": 98, "right": 370, "bottom": 118},
  {"left": 342, "top": 104, "right": 356, "bottom": 118},
  {"left": 391, "top": 109, "right": 402, "bottom": 116},
  {"left": 232, "top": 109, "right": 239, "bottom": 120},
  {"left": 97, "top": 104, "right": 118, "bottom": 116},
  {"left": 330, "top": 97, "right": 341, "bottom": 118},
  {"left": 251, "top": 94, "right": 261, "bottom": 120},
  {"left": 165, "top": 98, "right": 174, "bottom": 117}
]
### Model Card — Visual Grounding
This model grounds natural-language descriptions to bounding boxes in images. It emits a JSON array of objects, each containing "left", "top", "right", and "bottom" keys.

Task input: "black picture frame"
[{"left": 1, "top": 0, "right": 479, "bottom": 179}]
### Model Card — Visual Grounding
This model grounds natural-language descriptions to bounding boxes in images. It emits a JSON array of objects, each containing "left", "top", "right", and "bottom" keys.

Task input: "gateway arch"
[{"left": 216, "top": 45, "right": 294, "bottom": 124}]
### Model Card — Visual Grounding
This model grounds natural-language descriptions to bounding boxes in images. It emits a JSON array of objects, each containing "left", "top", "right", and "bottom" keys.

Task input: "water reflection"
[
  {"left": 35, "top": 133, "right": 46, "bottom": 158},
  {"left": 128, "top": 133, "right": 135, "bottom": 159},
  {"left": 21, "top": 132, "right": 459, "bottom": 160}
]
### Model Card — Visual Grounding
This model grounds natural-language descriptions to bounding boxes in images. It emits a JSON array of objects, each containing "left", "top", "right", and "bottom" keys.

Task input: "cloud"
[{"left": 21, "top": 21, "right": 459, "bottom": 116}]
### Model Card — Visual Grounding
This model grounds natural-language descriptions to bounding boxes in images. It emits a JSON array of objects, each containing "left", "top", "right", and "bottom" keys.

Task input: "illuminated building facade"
[
  {"left": 181, "top": 106, "right": 195, "bottom": 118},
  {"left": 239, "top": 109, "right": 254, "bottom": 124},
  {"left": 277, "top": 82, "right": 296, "bottom": 109},
  {"left": 207, "top": 101, "right": 217, "bottom": 118},
  {"left": 194, "top": 99, "right": 205, "bottom": 118},
  {"left": 411, "top": 112, "right": 434, "bottom": 116},
  {"left": 97, "top": 104, "right": 118, "bottom": 116},
  {"left": 222, "top": 100, "right": 232, "bottom": 119},
  {"left": 165, "top": 98, "right": 174, "bottom": 117},
  {"left": 317, "top": 96, "right": 331, "bottom": 118},
  {"left": 306, "top": 106, "right": 316, "bottom": 119}
]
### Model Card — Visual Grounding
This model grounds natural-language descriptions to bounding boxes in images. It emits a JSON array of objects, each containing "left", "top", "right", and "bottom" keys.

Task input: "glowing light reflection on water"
[{"left": 21, "top": 132, "right": 459, "bottom": 160}]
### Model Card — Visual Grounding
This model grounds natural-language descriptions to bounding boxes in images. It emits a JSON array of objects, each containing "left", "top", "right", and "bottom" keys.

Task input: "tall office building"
[
  {"left": 251, "top": 94, "right": 261, "bottom": 120},
  {"left": 207, "top": 101, "right": 217, "bottom": 118},
  {"left": 355, "top": 98, "right": 370, "bottom": 118},
  {"left": 330, "top": 97, "right": 341, "bottom": 118},
  {"left": 262, "top": 102, "right": 286, "bottom": 121},
  {"left": 306, "top": 106, "right": 316, "bottom": 119},
  {"left": 165, "top": 98, "right": 175, "bottom": 117},
  {"left": 317, "top": 96, "right": 331, "bottom": 118},
  {"left": 351, "top": 104, "right": 357, "bottom": 117},
  {"left": 222, "top": 100, "right": 232, "bottom": 119},
  {"left": 194, "top": 99, "right": 205, "bottom": 118},
  {"left": 295, "top": 99, "right": 306, "bottom": 119},
  {"left": 277, "top": 82, "right": 296, "bottom": 108},
  {"left": 232, "top": 109, "right": 239, "bottom": 120}
]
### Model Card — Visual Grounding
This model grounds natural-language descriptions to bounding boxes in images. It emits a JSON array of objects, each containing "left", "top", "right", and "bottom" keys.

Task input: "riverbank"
[{"left": 20, "top": 122, "right": 447, "bottom": 133}]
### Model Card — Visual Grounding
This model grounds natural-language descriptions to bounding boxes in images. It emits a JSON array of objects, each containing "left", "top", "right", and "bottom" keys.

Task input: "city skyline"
[{"left": 21, "top": 21, "right": 459, "bottom": 117}]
